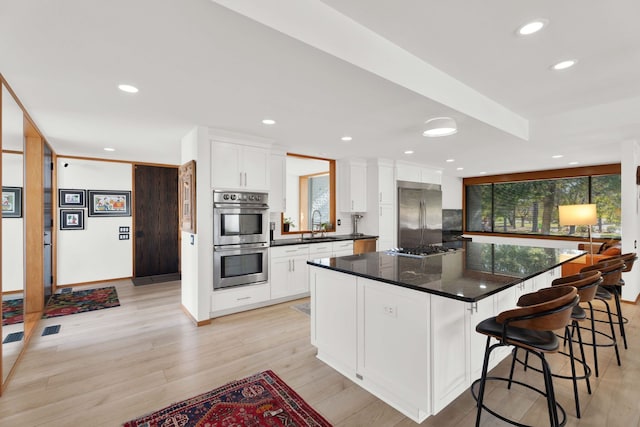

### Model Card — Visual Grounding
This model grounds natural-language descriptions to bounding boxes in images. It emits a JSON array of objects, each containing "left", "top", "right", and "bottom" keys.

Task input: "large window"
[{"left": 464, "top": 165, "right": 621, "bottom": 239}]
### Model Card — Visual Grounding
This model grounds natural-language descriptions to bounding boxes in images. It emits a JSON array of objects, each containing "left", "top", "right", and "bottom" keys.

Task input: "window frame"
[{"left": 462, "top": 164, "right": 621, "bottom": 242}]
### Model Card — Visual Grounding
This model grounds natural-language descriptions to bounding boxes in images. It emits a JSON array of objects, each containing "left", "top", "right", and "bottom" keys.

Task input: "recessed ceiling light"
[
  {"left": 551, "top": 59, "right": 577, "bottom": 71},
  {"left": 404, "top": 150, "right": 414, "bottom": 155},
  {"left": 261, "top": 119, "right": 276, "bottom": 125},
  {"left": 341, "top": 136, "right": 352, "bottom": 141},
  {"left": 456, "top": 167, "right": 464, "bottom": 171},
  {"left": 517, "top": 19, "right": 548, "bottom": 36},
  {"left": 568, "top": 161, "right": 579, "bottom": 165},
  {"left": 479, "top": 171, "right": 487, "bottom": 175},
  {"left": 552, "top": 154, "right": 564, "bottom": 159},
  {"left": 118, "top": 84, "right": 138, "bottom": 93},
  {"left": 423, "top": 117, "right": 457, "bottom": 137},
  {"left": 446, "top": 159, "right": 455, "bottom": 163},
  {"left": 104, "top": 147, "right": 116, "bottom": 152}
]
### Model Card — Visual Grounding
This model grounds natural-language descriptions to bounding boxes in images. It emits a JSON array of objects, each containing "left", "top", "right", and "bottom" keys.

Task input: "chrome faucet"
[{"left": 311, "top": 209, "right": 322, "bottom": 237}]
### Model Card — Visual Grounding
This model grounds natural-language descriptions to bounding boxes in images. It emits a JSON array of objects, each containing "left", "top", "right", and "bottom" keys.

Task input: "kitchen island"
[{"left": 307, "top": 242, "right": 585, "bottom": 423}]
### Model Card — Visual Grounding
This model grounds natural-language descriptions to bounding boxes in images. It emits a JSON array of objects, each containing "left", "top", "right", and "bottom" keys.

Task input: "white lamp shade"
[{"left": 558, "top": 204, "right": 597, "bottom": 226}]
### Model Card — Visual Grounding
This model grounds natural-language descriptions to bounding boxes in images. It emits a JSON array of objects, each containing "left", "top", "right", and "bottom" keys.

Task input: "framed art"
[
  {"left": 2, "top": 187, "right": 22, "bottom": 218},
  {"left": 179, "top": 160, "right": 197, "bottom": 233},
  {"left": 60, "top": 209, "right": 85, "bottom": 230},
  {"left": 88, "top": 190, "right": 131, "bottom": 217},
  {"left": 59, "top": 189, "right": 86, "bottom": 208}
]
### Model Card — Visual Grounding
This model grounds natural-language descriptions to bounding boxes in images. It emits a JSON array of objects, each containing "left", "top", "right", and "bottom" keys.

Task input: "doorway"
[{"left": 133, "top": 165, "right": 179, "bottom": 284}]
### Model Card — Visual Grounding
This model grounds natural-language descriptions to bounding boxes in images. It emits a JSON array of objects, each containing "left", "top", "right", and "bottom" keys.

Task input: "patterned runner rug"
[
  {"left": 123, "top": 370, "right": 332, "bottom": 427},
  {"left": 2, "top": 298, "right": 23, "bottom": 326},
  {"left": 42, "top": 286, "right": 120, "bottom": 319}
]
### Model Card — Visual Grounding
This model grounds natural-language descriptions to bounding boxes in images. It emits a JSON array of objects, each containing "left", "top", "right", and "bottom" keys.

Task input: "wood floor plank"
[{"left": 0, "top": 279, "right": 639, "bottom": 426}]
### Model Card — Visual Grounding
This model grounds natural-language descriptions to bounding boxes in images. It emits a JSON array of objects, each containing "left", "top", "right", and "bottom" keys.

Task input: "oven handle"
[
  {"left": 214, "top": 243, "right": 269, "bottom": 252},
  {"left": 213, "top": 203, "right": 269, "bottom": 210}
]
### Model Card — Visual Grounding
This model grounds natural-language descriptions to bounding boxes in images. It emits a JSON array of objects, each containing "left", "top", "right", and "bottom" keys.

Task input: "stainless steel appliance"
[
  {"left": 397, "top": 180, "right": 443, "bottom": 248},
  {"left": 213, "top": 190, "right": 269, "bottom": 290}
]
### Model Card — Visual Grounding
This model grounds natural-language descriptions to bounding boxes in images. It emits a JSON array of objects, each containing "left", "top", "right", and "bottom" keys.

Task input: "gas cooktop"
[{"left": 387, "top": 245, "right": 458, "bottom": 258}]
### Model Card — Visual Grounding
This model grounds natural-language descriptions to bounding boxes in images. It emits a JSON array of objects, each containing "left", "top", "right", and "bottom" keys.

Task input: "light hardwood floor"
[{"left": 0, "top": 280, "right": 638, "bottom": 426}]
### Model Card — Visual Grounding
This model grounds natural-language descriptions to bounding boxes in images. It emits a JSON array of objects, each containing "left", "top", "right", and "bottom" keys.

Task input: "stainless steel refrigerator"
[{"left": 397, "top": 181, "right": 443, "bottom": 248}]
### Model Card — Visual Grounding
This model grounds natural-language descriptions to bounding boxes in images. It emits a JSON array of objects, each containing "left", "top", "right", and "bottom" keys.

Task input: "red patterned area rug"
[
  {"left": 123, "top": 370, "right": 332, "bottom": 427},
  {"left": 42, "top": 287, "right": 120, "bottom": 319},
  {"left": 2, "top": 298, "right": 23, "bottom": 326}
]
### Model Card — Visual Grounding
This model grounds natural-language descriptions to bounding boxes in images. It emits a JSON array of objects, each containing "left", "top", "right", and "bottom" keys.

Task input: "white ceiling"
[{"left": 1, "top": 0, "right": 638, "bottom": 177}]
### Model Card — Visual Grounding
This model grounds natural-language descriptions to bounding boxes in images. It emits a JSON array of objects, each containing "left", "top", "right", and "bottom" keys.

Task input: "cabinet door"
[
  {"left": 333, "top": 240, "right": 354, "bottom": 257},
  {"left": 211, "top": 141, "right": 242, "bottom": 188},
  {"left": 420, "top": 168, "right": 442, "bottom": 185},
  {"left": 358, "top": 277, "right": 431, "bottom": 412},
  {"left": 431, "top": 295, "right": 469, "bottom": 413},
  {"left": 379, "top": 164, "right": 395, "bottom": 205},
  {"left": 243, "top": 146, "right": 270, "bottom": 190},
  {"left": 269, "top": 153, "right": 286, "bottom": 212},
  {"left": 396, "top": 163, "right": 421, "bottom": 183},
  {"left": 467, "top": 297, "right": 496, "bottom": 382},
  {"left": 313, "top": 268, "right": 357, "bottom": 376},
  {"left": 289, "top": 255, "right": 309, "bottom": 294},
  {"left": 378, "top": 204, "right": 395, "bottom": 251},
  {"left": 351, "top": 162, "right": 367, "bottom": 211},
  {"left": 270, "top": 256, "right": 291, "bottom": 299}
]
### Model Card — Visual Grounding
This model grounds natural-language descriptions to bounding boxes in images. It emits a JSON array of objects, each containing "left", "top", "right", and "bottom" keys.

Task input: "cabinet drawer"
[
  {"left": 270, "top": 245, "right": 310, "bottom": 258},
  {"left": 333, "top": 241, "right": 354, "bottom": 253},
  {"left": 212, "top": 283, "right": 270, "bottom": 311},
  {"left": 309, "top": 243, "right": 334, "bottom": 256}
]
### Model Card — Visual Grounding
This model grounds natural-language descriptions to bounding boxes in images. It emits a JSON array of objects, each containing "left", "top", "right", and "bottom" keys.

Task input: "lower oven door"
[{"left": 213, "top": 244, "right": 269, "bottom": 290}]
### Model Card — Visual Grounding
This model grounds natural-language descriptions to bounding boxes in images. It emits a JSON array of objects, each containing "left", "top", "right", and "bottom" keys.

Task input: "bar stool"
[
  {"left": 580, "top": 258, "right": 625, "bottom": 376},
  {"left": 601, "top": 252, "right": 637, "bottom": 349},
  {"left": 472, "top": 286, "right": 578, "bottom": 427},
  {"left": 550, "top": 270, "right": 602, "bottom": 418}
]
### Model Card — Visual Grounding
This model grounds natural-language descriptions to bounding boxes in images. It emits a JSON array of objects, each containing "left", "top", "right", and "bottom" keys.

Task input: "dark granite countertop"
[
  {"left": 307, "top": 242, "right": 585, "bottom": 302},
  {"left": 270, "top": 234, "right": 378, "bottom": 247}
]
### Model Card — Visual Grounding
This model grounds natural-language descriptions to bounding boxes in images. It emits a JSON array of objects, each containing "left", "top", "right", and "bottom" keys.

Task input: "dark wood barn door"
[{"left": 134, "top": 165, "right": 179, "bottom": 281}]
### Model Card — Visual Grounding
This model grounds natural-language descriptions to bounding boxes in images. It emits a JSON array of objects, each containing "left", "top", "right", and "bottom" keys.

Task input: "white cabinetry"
[
  {"left": 211, "top": 283, "right": 271, "bottom": 313},
  {"left": 332, "top": 240, "right": 354, "bottom": 256},
  {"left": 211, "top": 141, "right": 269, "bottom": 190},
  {"left": 269, "top": 152, "right": 286, "bottom": 212},
  {"left": 396, "top": 161, "right": 442, "bottom": 185},
  {"left": 339, "top": 159, "right": 367, "bottom": 212},
  {"left": 362, "top": 159, "right": 395, "bottom": 251},
  {"left": 270, "top": 245, "right": 310, "bottom": 299}
]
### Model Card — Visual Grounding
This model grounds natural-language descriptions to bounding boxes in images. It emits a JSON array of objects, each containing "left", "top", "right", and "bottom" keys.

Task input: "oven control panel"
[{"left": 214, "top": 190, "right": 269, "bottom": 205}]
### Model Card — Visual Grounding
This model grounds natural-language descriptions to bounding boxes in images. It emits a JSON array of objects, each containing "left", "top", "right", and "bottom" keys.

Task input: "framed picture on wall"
[
  {"left": 60, "top": 209, "right": 85, "bottom": 230},
  {"left": 2, "top": 187, "right": 22, "bottom": 218},
  {"left": 88, "top": 190, "right": 131, "bottom": 217},
  {"left": 59, "top": 189, "right": 86, "bottom": 208},
  {"left": 179, "top": 160, "right": 196, "bottom": 233}
]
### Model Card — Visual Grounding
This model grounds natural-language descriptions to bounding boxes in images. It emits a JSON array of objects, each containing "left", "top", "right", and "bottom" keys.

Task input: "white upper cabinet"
[
  {"left": 396, "top": 161, "right": 442, "bottom": 185},
  {"left": 211, "top": 141, "right": 270, "bottom": 191},
  {"left": 269, "top": 152, "right": 286, "bottom": 212},
  {"left": 339, "top": 159, "right": 367, "bottom": 212},
  {"left": 378, "top": 164, "right": 395, "bottom": 205}
]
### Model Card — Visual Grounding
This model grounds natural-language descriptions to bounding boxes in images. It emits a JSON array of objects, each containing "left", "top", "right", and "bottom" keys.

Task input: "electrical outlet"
[
  {"left": 337, "top": 219, "right": 342, "bottom": 226},
  {"left": 383, "top": 305, "right": 397, "bottom": 317}
]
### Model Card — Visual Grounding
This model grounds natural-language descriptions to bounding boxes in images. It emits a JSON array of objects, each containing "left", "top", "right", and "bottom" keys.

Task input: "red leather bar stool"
[
  {"left": 472, "top": 286, "right": 578, "bottom": 427},
  {"left": 600, "top": 252, "right": 637, "bottom": 349},
  {"left": 580, "top": 258, "right": 625, "bottom": 376}
]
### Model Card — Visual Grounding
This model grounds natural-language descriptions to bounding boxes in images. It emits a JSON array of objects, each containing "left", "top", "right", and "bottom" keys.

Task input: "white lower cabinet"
[
  {"left": 270, "top": 245, "right": 310, "bottom": 299},
  {"left": 332, "top": 240, "right": 354, "bottom": 257},
  {"left": 211, "top": 283, "right": 271, "bottom": 312}
]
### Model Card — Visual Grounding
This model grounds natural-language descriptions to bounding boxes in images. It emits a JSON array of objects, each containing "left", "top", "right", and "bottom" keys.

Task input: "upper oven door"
[{"left": 213, "top": 206, "right": 269, "bottom": 245}]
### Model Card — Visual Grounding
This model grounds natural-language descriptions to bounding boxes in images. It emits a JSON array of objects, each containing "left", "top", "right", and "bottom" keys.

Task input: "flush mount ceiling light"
[
  {"left": 341, "top": 136, "right": 352, "bottom": 141},
  {"left": 261, "top": 118, "right": 276, "bottom": 125},
  {"left": 422, "top": 117, "right": 457, "bottom": 137},
  {"left": 517, "top": 19, "right": 548, "bottom": 36},
  {"left": 551, "top": 59, "right": 577, "bottom": 71},
  {"left": 118, "top": 84, "right": 138, "bottom": 93}
]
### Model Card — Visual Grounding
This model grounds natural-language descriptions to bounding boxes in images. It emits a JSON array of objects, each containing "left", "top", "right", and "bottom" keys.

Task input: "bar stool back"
[
  {"left": 473, "top": 286, "right": 578, "bottom": 427},
  {"left": 601, "top": 252, "right": 637, "bottom": 349}
]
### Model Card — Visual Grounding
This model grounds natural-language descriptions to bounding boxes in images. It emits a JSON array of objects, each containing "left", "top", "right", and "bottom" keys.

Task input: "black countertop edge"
[
  {"left": 270, "top": 234, "right": 378, "bottom": 247},
  {"left": 307, "top": 250, "right": 586, "bottom": 303}
]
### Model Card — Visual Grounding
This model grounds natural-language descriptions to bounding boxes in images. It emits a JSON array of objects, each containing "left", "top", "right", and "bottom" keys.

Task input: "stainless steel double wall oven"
[{"left": 213, "top": 190, "right": 269, "bottom": 290}]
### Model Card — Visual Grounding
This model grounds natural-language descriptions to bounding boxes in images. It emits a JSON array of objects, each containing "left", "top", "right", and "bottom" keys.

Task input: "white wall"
[
  {"left": 180, "top": 126, "right": 213, "bottom": 323},
  {"left": 56, "top": 158, "right": 133, "bottom": 285},
  {"left": 621, "top": 140, "right": 640, "bottom": 301},
  {"left": 2, "top": 153, "right": 24, "bottom": 292}
]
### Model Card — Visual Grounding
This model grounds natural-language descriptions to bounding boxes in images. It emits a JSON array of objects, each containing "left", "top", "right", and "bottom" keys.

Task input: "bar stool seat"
[
  {"left": 600, "top": 252, "right": 636, "bottom": 349},
  {"left": 472, "top": 286, "right": 578, "bottom": 427}
]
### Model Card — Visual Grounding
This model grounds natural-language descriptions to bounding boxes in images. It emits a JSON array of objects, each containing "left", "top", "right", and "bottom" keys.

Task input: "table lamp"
[{"left": 559, "top": 204, "right": 597, "bottom": 264}]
